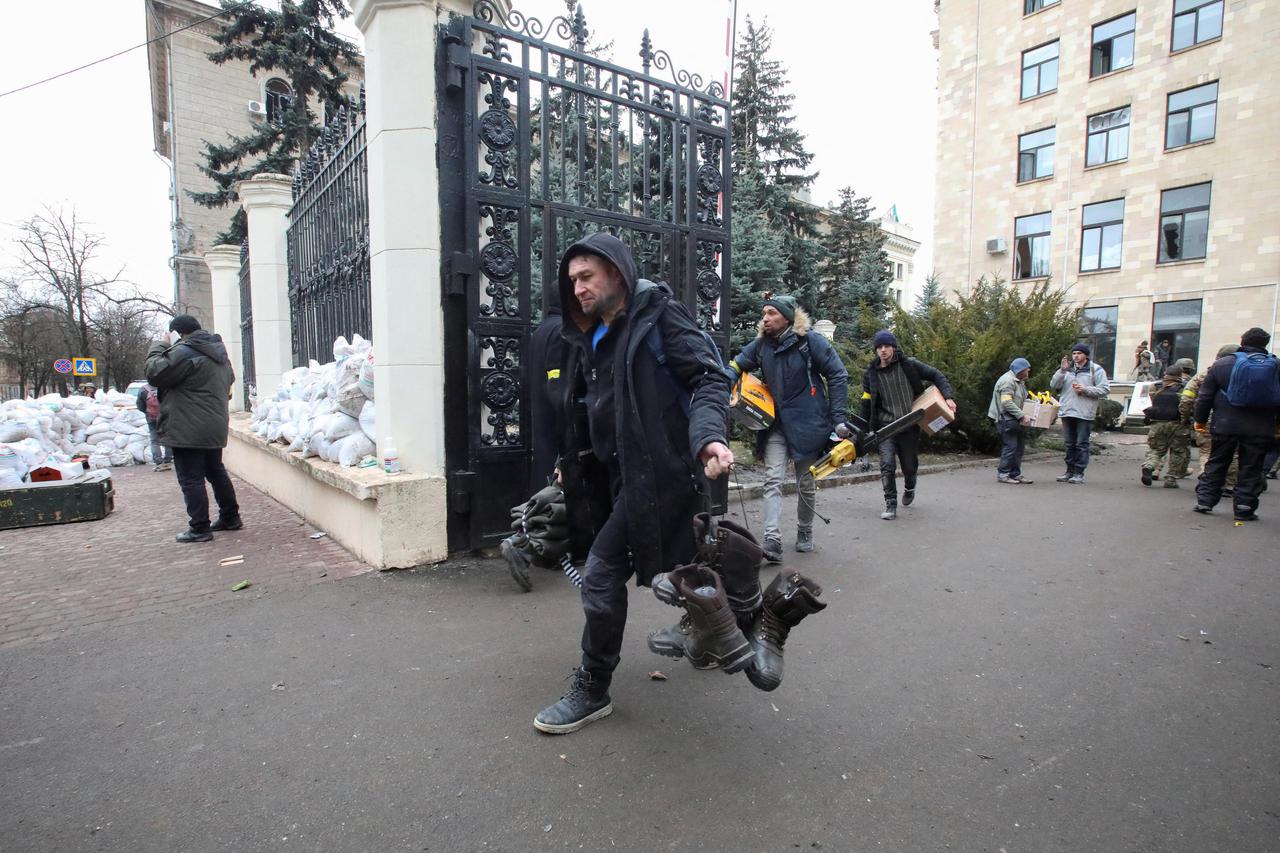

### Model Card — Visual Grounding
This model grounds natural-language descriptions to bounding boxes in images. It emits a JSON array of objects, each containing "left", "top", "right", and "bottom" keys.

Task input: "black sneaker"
[
  {"left": 533, "top": 668, "right": 613, "bottom": 734},
  {"left": 1233, "top": 509, "right": 1259, "bottom": 522},
  {"left": 901, "top": 488, "right": 915, "bottom": 507},
  {"left": 1141, "top": 467, "right": 1153, "bottom": 486},
  {"left": 880, "top": 505, "right": 897, "bottom": 520},
  {"left": 762, "top": 537, "right": 783, "bottom": 564},
  {"left": 210, "top": 517, "right": 243, "bottom": 532},
  {"left": 1192, "top": 504, "right": 1213, "bottom": 515},
  {"left": 175, "top": 529, "right": 213, "bottom": 543}
]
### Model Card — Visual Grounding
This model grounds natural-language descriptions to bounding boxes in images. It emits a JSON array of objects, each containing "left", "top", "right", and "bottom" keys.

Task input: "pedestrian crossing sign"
[{"left": 72, "top": 357, "right": 97, "bottom": 376}]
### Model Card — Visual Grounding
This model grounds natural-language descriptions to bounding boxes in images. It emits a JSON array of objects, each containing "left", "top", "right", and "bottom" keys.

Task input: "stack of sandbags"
[
  {"left": 1, "top": 390, "right": 151, "bottom": 476},
  {"left": 249, "top": 334, "right": 377, "bottom": 467}
]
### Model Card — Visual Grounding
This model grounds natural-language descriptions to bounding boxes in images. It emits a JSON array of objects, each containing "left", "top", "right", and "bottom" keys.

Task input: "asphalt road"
[{"left": 2, "top": 439, "right": 1277, "bottom": 852}]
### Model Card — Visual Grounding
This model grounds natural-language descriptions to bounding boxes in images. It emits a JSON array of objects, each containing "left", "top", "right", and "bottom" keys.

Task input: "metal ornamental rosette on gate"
[{"left": 439, "top": 1, "right": 732, "bottom": 551}]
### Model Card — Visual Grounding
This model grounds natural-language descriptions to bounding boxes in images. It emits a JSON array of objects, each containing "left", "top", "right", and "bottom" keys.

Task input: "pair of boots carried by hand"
[{"left": 646, "top": 513, "right": 826, "bottom": 691}]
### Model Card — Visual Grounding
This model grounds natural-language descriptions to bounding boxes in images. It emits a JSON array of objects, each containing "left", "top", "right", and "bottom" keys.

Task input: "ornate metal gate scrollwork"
[{"left": 439, "top": 2, "right": 732, "bottom": 552}]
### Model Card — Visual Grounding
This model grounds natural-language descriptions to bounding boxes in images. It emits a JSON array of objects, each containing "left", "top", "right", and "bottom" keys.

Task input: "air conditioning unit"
[
  {"left": 247, "top": 100, "right": 267, "bottom": 117},
  {"left": 986, "top": 237, "right": 1007, "bottom": 254}
]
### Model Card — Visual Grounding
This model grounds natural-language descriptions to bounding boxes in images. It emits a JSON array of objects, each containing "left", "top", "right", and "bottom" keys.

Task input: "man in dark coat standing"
[
  {"left": 1193, "top": 327, "right": 1280, "bottom": 521},
  {"left": 861, "top": 329, "right": 956, "bottom": 520},
  {"left": 534, "top": 233, "right": 733, "bottom": 735},
  {"left": 145, "top": 315, "right": 241, "bottom": 543}
]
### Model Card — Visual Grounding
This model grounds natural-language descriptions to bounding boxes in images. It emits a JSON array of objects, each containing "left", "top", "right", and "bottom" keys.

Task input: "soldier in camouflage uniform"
[
  {"left": 1180, "top": 345, "right": 1239, "bottom": 489},
  {"left": 1167, "top": 357, "right": 1196, "bottom": 478},
  {"left": 1143, "top": 364, "right": 1190, "bottom": 487}
]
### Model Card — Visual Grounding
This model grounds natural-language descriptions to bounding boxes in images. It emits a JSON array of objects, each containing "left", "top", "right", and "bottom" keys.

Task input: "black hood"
[
  {"left": 558, "top": 232, "right": 639, "bottom": 331},
  {"left": 181, "top": 330, "right": 229, "bottom": 364}
]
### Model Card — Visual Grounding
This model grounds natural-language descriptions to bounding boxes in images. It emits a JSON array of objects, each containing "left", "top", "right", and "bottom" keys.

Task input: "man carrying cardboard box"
[
  {"left": 861, "top": 330, "right": 956, "bottom": 520},
  {"left": 988, "top": 357, "right": 1033, "bottom": 484}
]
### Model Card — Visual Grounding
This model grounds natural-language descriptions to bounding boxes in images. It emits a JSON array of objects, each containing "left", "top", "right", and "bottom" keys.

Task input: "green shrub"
[
  {"left": 1094, "top": 399, "right": 1124, "bottom": 430},
  {"left": 889, "top": 276, "right": 1081, "bottom": 454}
]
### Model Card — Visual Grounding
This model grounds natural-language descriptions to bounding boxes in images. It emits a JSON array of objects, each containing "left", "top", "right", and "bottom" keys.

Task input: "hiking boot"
[
  {"left": 1141, "top": 467, "right": 1153, "bottom": 486},
  {"left": 795, "top": 527, "right": 814, "bottom": 553},
  {"left": 210, "top": 517, "right": 243, "bottom": 531},
  {"left": 1163, "top": 478, "right": 1179, "bottom": 489},
  {"left": 746, "top": 571, "right": 828, "bottom": 692},
  {"left": 762, "top": 536, "right": 783, "bottom": 564},
  {"left": 501, "top": 536, "right": 533, "bottom": 592},
  {"left": 1192, "top": 504, "right": 1213, "bottom": 514},
  {"left": 533, "top": 668, "right": 612, "bottom": 734},
  {"left": 1233, "top": 509, "right": 1259, "bottom": 522},
  {"left": 175, "top": 529, "right": 213, "bottom": 543},
  {"left": 669, "top": 564, "right": 753, "bottom": 673},
  {"left": 880, "top": 504, "right": 897, "bottom": 520},
  {"left": 1067, "top": 474, "right": 1085, "bottom": 484},
  {"left": 647, "top": 612, "right": 703, "bottom": 663},
  {"left": 902, "top": 488, "right": 915, "bottom": 507},
  {"left": 153, "top": 462, "right": 172, "bottom": 472},
  {"left": 1055, "top": 471, "right": 1073, "bottom": 483}
]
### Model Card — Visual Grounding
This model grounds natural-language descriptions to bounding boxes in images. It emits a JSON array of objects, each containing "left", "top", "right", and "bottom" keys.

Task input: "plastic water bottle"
[{"left": 382, "top": 438, "right": 401, "bottom": 475}]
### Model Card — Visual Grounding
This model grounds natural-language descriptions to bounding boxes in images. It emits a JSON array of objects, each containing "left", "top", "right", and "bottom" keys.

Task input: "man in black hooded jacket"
[
  {"left": 145, "top": 315, "right": 241, "bottom": 543},
  {"left": 534, "top": 233, "right": 733, "bottom": 735}
]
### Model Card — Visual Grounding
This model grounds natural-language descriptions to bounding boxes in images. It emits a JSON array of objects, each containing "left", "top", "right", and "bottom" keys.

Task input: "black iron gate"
[
  {"left": 438, "top": 2, "right": 732, "bottom": 552},
  {"left": 239, "top": 239, "right": 256, "bottom": 407}
]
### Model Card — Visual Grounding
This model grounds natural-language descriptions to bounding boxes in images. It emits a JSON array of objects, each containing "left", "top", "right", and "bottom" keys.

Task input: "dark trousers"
[
  {"left": 1061, "top": 416, "right": 1093, "bottom": 474},
  {"left": 1196, "top": 434, "right": 1271, "bottom": 513},
  {"left": 879, "top": 426, "right": 920, "bottom": 505},
  {"left": 579, "top": 493, "right": 633, "bottom": 685},
  {"left": 172, "top": 447, "right": 240, "bottom": 532},
  {"left": 997, "top": 418, "right": 1025, "bottom": 478}
]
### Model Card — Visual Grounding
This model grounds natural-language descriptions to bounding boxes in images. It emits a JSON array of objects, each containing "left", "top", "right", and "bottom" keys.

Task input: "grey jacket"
[
  {"left": 1050, "top": 360, "right": 1110, "bottom": 420},
  {"left": 988, "top": 370, "right": 1028, "bottom": 421}
]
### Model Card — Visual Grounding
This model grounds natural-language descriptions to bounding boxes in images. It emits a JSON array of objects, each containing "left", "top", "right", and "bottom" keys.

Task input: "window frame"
[
  {"left": 1013, "top": 211, "right": 1053, "bottom": 280},
  {"left": 1024, "top": 0, "right": 1060, "bottom": 15},
  {"left": 1157, "top": 182, "right": 1212, "bottom": 264},
  {"left": 1171, "top": 0, "right": 1223, "bottom": 51},
  {"left": 264, "top": 78, "right": 294, "bottom": 125},
  {"left": 1021, "top": 40, "right": 1060, "bottom": 100},
  {"left": 1079, "top": 305, "right": 1119, "bottom": 376},
  {"left": 1150, "top": 299, "right": 1203, "bottom": 365},
  {"left": 1165, "top": 81, "right": 1219, "bottom": 149},
  {"left": 1017, "top": 125, "right": 1056, "bottom": 183},
  {"left": 1091, "top": 11, "right": 1137, "bottom": 78},
  {"left": 1079, "top": 198, "right": 1126, "bottom": 273},
  {"left": 1085, "top": 105, "right": 1132, "bottom": 167}
]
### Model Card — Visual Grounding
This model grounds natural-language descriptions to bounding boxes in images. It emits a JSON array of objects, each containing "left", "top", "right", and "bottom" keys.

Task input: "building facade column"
[
  {"left": 203, "top": 244, "right": 247, "bottom": 412},
  {"left": 236, "top": 173, "right": 295, "bottom": 401},
  {"left": 353, "top": 0, "right": 456, "bottom": 478}
]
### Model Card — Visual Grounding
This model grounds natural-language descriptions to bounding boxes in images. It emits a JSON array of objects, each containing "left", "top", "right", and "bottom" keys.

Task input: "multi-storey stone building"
[
  {"left": 933, "top": 0, "right": 1278, "bottom": 378},
  {"left": 879, "top": 207, "right": 923, "bottom": 310},
  {"left": 144, "top": 0, "right": 362, "bottom": 323}
]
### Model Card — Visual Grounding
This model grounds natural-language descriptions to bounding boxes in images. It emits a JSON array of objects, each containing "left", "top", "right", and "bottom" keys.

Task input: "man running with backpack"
[{"left": 1193, "top": 327, "right": 1280, "bottom": 521}]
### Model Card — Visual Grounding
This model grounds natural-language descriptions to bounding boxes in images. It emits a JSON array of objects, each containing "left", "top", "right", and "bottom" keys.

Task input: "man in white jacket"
[{"left": 1050, "top": 343, "right": 1111, "bottom": 484}]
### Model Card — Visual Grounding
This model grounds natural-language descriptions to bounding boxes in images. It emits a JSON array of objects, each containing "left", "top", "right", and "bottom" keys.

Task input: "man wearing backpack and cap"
[
  {"left": 861, "top": 329, "right": 956, "bottom": 520},
  {"left": 728, "top": 292, "right": 848, "bottom": 560},
  {"left": 1050, "top": 343, "right": 1111, "bottom": 484},
  {"left": 1192, "top": 327, "right": 1280, "bottom": 521}
]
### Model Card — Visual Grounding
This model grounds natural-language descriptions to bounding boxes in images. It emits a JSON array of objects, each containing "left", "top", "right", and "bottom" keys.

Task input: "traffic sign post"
[
  {"left": 72, "top": 357, "right": 96, "bottom": 377},
  {"left": 53, "top": 358, "right": 73, "bottom": 375}
]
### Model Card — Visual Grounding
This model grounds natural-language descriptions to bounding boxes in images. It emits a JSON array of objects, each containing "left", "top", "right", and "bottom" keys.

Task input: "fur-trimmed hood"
[{"left": 756, "top": 306, "right": 812, "bottom": 339}]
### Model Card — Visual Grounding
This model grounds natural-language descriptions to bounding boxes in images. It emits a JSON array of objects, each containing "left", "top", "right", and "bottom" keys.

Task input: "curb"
[{"left": 728, "top": 451, "right": 1057, "bottom": 500}]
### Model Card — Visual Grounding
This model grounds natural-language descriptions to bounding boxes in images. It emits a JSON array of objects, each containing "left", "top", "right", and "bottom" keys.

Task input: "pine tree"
[
  {"left": 817, "top": 187, "right": 880, "bottom": 324},
  {"left": 730, "top": 16, "right": 822, "bottom": 309},
  {"left": 190, "top": 1, "right": 361, "bottom": 244},
  {"left": 728, "top": 156, "right": 786, "bottom": 348},
  {"left": 913, "top": 273, "right": 943, "bottom": 318}
]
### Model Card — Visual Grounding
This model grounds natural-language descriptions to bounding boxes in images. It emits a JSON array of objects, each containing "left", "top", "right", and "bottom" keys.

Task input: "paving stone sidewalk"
[{"left": 0, "top": 466, "right": 371, "bottom": 650}]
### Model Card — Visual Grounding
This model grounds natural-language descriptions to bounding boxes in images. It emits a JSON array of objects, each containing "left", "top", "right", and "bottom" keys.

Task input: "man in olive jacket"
[
  {"left": 988, "top": 357, "right": 1033, "bottom": 484},
  {"left": 145, "top": 315, "right": 240, "bottom": 543}
]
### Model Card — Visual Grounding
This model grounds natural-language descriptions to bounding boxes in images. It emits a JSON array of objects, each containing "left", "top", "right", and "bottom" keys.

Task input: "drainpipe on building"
[{"left": 160, "top": 35, "right": 181, "bottom": 308}]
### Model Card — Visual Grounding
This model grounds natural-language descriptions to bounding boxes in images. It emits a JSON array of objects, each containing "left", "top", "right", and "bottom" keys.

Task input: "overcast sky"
[{"left": 0, "top": 0, "right": 938, "bottom": 302}]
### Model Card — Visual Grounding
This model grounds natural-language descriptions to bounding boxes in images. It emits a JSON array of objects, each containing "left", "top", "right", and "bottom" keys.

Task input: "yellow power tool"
[{"left": 809, "top": 409, "right": 926, "bottom": 480}]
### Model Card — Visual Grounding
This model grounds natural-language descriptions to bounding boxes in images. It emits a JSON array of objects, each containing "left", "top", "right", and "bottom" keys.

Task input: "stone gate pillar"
[
  {"left": 236, "top": 173, "right": 295, "bottom": 401},
  {"left": 353, "top": 0, "right": 458, "bottom": 479},
  {"left": 203, "top": 244, "right": 246, "bottom": 412}
]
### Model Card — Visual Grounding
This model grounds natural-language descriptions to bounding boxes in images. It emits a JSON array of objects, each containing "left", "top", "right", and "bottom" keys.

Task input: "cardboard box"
[
  {"left": 911, "top": 385, "right": 955, "bottom": 436},
  {"left": 1022, "top": 397, "right": 1060, "bottom": 428}
]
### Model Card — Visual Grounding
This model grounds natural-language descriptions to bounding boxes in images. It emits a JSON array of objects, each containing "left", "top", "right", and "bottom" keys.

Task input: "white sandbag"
[
  {"left": 113, "top": 434, "right": 132, "bottom": 449},
  {"left": 108, "top": 449, "right": 133, "bottom": 467},
  {"left": 86, "top": 432, "right": 115, "bottom": 445},
  {"left": 335, "top": 432, "right": 375, "bottom": 467},
  {"left": 358, "top": 349, "right": 375, "bottom": 400},
  {"left": 0, "top": 421, "right": 36, "bottom": 443},
  {"left": 0, "top": 468, "right": 22, "bottom": 488},
  {"left": 323, "top": 412, "right": 361, "bottom": 441},
  {"left": 332, "top": 335, "right": 354, "bottom": 361},
  {"left": 5, "top": 438, "right": 47, "bottom": 469},
  {"left": 131, "top": 444, "right": 149, "bottom": 463},
  {"left": 87, "top": 453, "right": 112, "bottom": 470},
  {"left": 358, "top": 400, "right": 376, "bottom": 441},
  {"left": 85, "top": 422, "right": 114, "bottom": 436},
  {"left": 0, "top": 446, "right": 26, "bottom": 479},
  {"left": 73, "top": 443, "right": 96, "bottom": 455}
]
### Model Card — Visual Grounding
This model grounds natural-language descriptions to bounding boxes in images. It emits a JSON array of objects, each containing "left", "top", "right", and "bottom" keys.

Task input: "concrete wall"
[{"left": 934, "top": 0, "right": 1280, "bottom": 372}]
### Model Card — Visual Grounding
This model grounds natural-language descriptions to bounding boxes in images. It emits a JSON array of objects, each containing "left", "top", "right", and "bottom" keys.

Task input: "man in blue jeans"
[
  {"left": 1050, "top": 343, "right": 1111, "bottom": 484},
  {"left": 989, "top": 357, "right": 1033, "bottom": 483}
]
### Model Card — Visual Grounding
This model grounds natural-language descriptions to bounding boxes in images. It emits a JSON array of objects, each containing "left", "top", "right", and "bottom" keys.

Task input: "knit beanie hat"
[
  {"left": 762, "top": 293, "right": 797, "bottom": 324},
  {"left": 169, "top": 314, "right": 202, "bottom": 335},
  {"left": 1070, "top": 342, "right": 1091, "bottom": 357},
  {"left": 873, "top": 329, "right": 898, "bottom": 349},
  {"left": 1010, "top": 357, "right": 1031, "bottom": 375}
]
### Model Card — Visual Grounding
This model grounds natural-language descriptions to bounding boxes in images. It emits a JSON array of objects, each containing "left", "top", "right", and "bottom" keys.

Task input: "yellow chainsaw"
[{"left": 809, "top": 409, "right": 926, "bottom": 480}]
